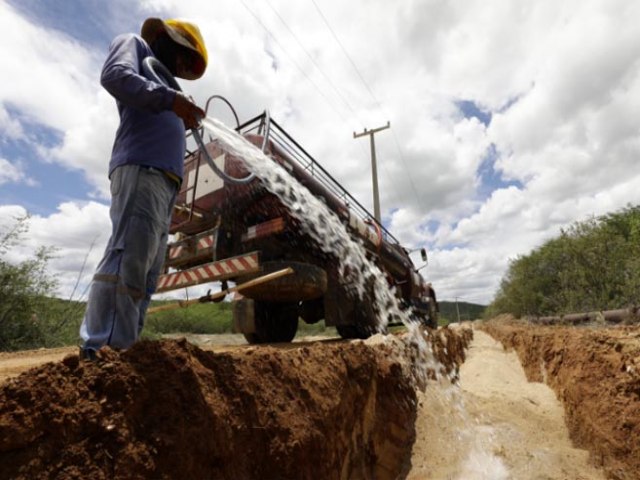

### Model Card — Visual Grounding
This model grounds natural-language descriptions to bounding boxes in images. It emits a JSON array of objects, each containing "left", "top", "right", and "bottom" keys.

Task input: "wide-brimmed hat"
[{"left": 141, "top": 17, "right": 208, "bottom": 80}]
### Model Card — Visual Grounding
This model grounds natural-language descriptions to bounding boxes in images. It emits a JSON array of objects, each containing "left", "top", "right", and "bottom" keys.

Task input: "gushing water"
[
  {"left": 201, "top": 116, "right": 440, "bottom": 380},
  {"left": 200, "top": 116, "right": 507, "bottom": 477}
]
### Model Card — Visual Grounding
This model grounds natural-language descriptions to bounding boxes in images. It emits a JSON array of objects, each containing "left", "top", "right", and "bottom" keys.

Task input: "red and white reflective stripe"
[
  {"left": 197, "top": 235, "right": 214, "bottom": 250},
  {"left": 156, "top": 252, "right": 260, "bottom": 293},
  {"left": 169, "top": 245, "right": 184, "bottom": 259},
  {"left": 242, "top": 217, "right": 285, "bottom": 242}
]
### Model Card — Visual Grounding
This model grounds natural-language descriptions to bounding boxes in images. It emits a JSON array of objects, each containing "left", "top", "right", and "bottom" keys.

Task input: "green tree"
[
  {"left": 487, "top": 204, "right": 640, "bottom": 318},
  {"left": 0, "top": 216, "right": 58, "bottom": 350}
]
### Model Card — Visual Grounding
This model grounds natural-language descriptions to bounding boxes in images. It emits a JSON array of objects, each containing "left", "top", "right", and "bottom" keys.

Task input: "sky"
[{"left": 1, "top": 0, "right": 639, "bottom": 306}]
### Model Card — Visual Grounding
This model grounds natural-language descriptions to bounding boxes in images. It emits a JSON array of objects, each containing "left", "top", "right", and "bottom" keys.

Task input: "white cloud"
[
  {"left": 0, "top": 2, "right": 119, "bottom": 199},
  {"left": 0, "top": 107, "right": 25, "bottom": 139},
  {"left": 47, "top": 90, "right": 119, "bottom": 198},
  {"left": 0, "top": 158, "right": 36, "bottom": 186},
  {"left": 0, "top": 202, "right": 111, "bottom": 299},
  {"left": 0, "top": 4, "right": 98, "bottom": 130},
  {"left": 2, "top": 0, "right": 640, "bottom": 306}
]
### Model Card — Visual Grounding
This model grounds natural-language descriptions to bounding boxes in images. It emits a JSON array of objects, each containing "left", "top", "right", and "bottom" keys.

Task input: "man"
[{"left": 79, "top": 18, "right": 207, "bottom": 360}]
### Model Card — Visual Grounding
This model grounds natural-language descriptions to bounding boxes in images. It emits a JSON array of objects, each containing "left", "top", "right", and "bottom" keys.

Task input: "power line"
[
  {"left": 309, "top": 0, "right": 381, "bottom": 112},
  {"left": 258, "top": 0, "right": 407, "bottom": 211},
  {"left": 239, "top": 0, "right": 351, "bottom": 126},
  {"left": 309, "top": 0, "right": 423, "bottom": 210},
  {"left": 240, "top": 0, "right": 405, "bottom": 214},
  {"left": 263, "top": 0, "right": 363, "bottom": 126},
  {"left": 239, "top": 0, "right": 388, "bottom": 208}
]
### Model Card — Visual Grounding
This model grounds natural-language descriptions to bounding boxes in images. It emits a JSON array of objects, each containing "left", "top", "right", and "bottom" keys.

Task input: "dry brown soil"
[
  {"left": 481, "top": 317, "right": 640, "bottom": 480},
  {"left": 1, "top": 320, "right": 636, "bottom": 479},
  {"left": 0, "top": 328, "right": 471, "bottom": 480}
]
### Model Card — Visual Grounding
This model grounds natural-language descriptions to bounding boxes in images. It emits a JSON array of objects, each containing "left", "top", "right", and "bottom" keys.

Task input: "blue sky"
[
  {"left": 0, "top": 113, "right": 89, "bottom": 215},
  {"left": 1, "top": 0, "right": 639, "bottom": 305},
  {"left": 8, "top": 0, "right": 135, "bottom": 47},
  {"left": 1, "top": 0, "right": 149, "bottom": 215}
]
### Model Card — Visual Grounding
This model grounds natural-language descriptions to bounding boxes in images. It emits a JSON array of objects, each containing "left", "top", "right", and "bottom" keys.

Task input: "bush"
[
  {"left": 486, "top": 204, "right": 640, "bottom": 318},
  {"left": 145, "top": 301, "right": 234, "bottom": 335},
  {"left": 145, "top": 300, "right": 339, "bottom": 338},
  {"left": 0, "top": 217, "right": 57, "bottom": 350}
]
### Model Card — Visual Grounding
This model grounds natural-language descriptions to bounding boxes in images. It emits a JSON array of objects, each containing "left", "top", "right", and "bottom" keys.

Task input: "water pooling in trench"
[{"left": 200, "top": 116, "right": 441, "bottom": 382}]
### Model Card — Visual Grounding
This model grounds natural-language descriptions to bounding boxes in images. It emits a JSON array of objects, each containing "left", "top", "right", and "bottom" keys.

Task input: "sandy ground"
[
  {"left": 0, "top": 346, "right": 76, "bottom": 384},
  {"left": 408, "top": 329, "right": 605, "bottom": 479}
]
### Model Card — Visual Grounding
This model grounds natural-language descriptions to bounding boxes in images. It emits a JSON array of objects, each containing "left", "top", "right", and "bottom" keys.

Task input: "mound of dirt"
[
  {"left": 0, "top": 327, "right": 471, "bottom": 480},
  {"left": 481, "top": 318, "right": 640, "bottom": 480}
]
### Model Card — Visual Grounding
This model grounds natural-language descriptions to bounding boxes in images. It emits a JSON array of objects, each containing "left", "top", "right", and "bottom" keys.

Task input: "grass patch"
[{"left": 146, "top": 301, "right": 233, "bottom": 335}]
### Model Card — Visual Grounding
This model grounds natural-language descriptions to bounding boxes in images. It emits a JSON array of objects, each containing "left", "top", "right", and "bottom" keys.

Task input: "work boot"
[{"left": 78, "top": 347, "right": 98, "bottom": 362}]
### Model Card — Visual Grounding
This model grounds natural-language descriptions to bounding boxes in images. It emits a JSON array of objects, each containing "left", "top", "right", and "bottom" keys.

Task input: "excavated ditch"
[
  {"left": 481, "top": 317, "right": 640, "bottom": 480},
  {"left": 0, "top": 327, "right": 471, "bottom": 480}
]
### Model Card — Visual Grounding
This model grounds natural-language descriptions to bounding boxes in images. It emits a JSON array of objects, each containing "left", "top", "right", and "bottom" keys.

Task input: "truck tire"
[
  {"left": 300, "top": 297, "right": 324, "bottom": 324},
  {"left": 336, "top": 324, "right": 374, "bottom": 340},
  {"left": 336, "top": 303, "right": 382, "bottom": 340},
  {"left": 426, "top": 309, "right": 438, "bottom": 329},
  {"left": 427, "top": 293, "right": 439, "bottom": 329},
  {"left": 243, "top": 301, "right": 299, "bottom": 344}
]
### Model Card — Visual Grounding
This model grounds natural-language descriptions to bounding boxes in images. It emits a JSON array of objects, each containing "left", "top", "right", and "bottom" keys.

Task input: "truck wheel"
[
  {"left": 337, "top": 324, "right": 373, "bottom": 340},
  {"left": 335, "top": 297, "right": 382, "bottom": 340},
  {"left": 336, "top": 309, "right": 383, "bottom": 340},
  {"left": 336, "top": 321, "right": 386, "bottom": 339},
  {"left": 244, "top": 301, "right": 299, "bottom": 344},
  {"left": 427, "top": 293, "right": 439, "bottom": 329},
  {"left": 300, "top": 298, "right": 324, "bottom": 324},
  {"left": 426, "top": 310, "right": 439, "bottom": 329}
]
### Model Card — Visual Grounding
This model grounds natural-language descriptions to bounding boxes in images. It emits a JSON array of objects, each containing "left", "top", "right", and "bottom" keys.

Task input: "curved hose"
[
  {"left": 142, "top": 56, "right": 255, "bottom": 184},
  {"left": 204, "top": 95, "right": 240, "bottom": 129}
]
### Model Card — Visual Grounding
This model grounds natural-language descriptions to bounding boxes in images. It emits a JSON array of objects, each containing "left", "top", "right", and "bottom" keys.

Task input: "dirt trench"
[
  {"left": 481, "top": 317, "right": 640, "bottom": 480},
  {"left": 0, "top": 327, "right": 472, "bottom": 480}
]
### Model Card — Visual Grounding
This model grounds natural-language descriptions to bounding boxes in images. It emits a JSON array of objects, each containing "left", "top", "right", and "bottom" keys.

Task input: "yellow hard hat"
[{"left": 141, "top": 18, "right": 208, "bottom": 80}]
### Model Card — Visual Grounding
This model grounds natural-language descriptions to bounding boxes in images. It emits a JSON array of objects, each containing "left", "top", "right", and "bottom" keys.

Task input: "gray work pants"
[{"left": 80, "top": 165, "right": 177, "bottom": 350}]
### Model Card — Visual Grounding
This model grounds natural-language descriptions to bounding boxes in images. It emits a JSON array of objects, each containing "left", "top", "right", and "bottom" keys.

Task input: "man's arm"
[
  {"left": 100, "top": 34, "right": 175, "bottom": 113},
  {"left": 101, "top": 34, "right": 204, "bottom": 128}
]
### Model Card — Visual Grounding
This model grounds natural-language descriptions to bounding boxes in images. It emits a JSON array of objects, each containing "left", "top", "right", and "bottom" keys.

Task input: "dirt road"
[
  {"left": 1, "top": 324, "right": 636, "bottom": 479},
  {"left": 409, "top": 330, "right": 605, "bottom": 479}
]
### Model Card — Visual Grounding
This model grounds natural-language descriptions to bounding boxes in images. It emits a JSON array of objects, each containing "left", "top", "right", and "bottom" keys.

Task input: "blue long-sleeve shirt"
[{"left": 101, "top": 34, "right": 186, "bottom": 180}]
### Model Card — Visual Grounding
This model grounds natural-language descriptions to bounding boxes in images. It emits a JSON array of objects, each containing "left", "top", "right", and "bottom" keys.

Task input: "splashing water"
[
  {"left": 200, "top": 116, "right": 441, "bottom": 381},
  {"left": 199, "top": 116, "right": 502, "bottom": 476}
]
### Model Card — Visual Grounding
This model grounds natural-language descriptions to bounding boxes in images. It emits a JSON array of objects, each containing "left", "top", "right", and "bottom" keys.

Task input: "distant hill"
[{"left": 438, "top": 301, "right": 486, "bottom": 322}]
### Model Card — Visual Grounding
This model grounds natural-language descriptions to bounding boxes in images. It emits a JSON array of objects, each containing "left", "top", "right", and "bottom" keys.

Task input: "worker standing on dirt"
[{"left": 78, "top": 18, "right": 208, "bottom": 360}]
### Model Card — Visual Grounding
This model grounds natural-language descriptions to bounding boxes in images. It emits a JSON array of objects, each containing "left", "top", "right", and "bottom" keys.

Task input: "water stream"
[
  {"left": 199, "top": 116, "right": 509, "bottom": 478},
  {"left": 201, "top": 116, "right": 445, "bottom": 377}
]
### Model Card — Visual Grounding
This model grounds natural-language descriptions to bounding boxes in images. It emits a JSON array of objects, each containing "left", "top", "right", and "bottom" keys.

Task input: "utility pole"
[
  {"left": 455, "top": 297, "right": 461, "bottom": 323},
  {"left": 353, "top": 121, "right": 390, "bottom": 223}
]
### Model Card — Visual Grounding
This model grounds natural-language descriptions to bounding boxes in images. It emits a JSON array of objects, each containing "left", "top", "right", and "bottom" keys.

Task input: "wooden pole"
[
  {"left": 147, "top": 267, "right": 294, "bottom": 314},
  {"left": 353, "top": 122, "right": 390, "bottom": 223}
]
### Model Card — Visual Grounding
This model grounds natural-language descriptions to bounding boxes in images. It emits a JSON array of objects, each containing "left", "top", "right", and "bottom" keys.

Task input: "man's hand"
[{"left": 172, "top": 92, "right": 205, "bottom": 130}]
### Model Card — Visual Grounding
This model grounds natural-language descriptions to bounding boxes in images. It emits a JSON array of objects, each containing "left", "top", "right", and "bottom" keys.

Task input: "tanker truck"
[{"left": 155, "top": 98, "right": 439, "bottom": 343}]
